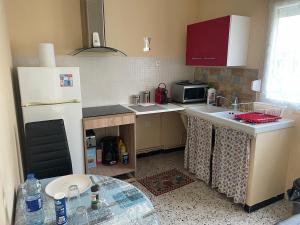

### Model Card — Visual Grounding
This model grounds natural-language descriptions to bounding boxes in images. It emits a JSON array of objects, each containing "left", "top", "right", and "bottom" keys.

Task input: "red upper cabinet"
[{"left": 186, "top": 15, "right": 250, "bottom": 67}]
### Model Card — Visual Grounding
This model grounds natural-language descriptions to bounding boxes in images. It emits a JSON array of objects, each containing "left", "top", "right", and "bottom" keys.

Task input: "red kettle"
[{"left": 155, "top": 83, "right": 168, "bottom": 104}]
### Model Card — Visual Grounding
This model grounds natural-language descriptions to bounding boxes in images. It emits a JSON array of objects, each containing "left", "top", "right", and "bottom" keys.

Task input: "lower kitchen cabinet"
[
  {"left": 161, "top": 112, "right": 186, "bottom": 149},
  {"left": 136, "top": 114, "right": 161, "bottom": 154},
  {"left": 136, "top": 112, "right": 186, "bottom": 154},
  {"left": 246, "top": 128, "right": 292, "bottom": 211},
  {"left": 185, "top": 114, "right": 293, "bottom": 211}
]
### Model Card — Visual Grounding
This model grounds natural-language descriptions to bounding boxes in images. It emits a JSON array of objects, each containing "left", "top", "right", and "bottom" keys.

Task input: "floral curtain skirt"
[
  {"left": 212, "top": 126, "right": 252, "bottom": 204},
  {"left": 184, "top": 115, "right": 252, "bottom": 204},
  {"left": 184, "top": 116, "right": 213, "bottom": 184}
]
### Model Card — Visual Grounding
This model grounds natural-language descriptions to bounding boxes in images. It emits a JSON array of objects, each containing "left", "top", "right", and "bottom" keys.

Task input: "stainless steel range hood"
[{"left": 71, "top": 0, "right": 127, "bottom": 56}]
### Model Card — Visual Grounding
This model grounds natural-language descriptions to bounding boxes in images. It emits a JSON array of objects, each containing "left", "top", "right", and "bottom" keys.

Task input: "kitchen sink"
[
  {"left": 185, "top": 104, "right": 294, "bottom": 135},
  {"left": 188, "top": 105, "right": 228, "bottom": 113},
  {"left": 128, "top": 104, "right": 164, "bottom": 112},
  {"left": 209, "top": 111, "right": 238, "bottom": 120}
]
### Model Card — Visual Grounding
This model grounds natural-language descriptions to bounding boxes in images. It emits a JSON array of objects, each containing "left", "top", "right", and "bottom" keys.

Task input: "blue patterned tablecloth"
[{"left": 14, "top": 175, "right": 160, "bottom": 225}]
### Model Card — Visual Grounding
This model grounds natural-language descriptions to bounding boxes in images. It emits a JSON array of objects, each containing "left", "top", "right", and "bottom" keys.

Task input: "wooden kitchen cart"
[{"left": 82, "top": 112, "right": 136, "bottom": 177}]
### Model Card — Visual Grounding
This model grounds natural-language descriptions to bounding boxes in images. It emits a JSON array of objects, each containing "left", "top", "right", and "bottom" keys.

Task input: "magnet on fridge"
[{"left": 60, "top": 74, "right": 73, "bottom": 87}]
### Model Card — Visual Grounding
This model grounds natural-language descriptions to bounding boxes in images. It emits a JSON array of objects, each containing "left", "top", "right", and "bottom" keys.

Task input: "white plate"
[{"left": 45, "top": 174, "right": 92, "bottom": 198}]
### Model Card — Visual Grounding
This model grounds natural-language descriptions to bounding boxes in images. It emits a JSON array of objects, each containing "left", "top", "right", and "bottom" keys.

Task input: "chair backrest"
[{"left": 24, "top": 119, "right": 73, "bottom": 179}]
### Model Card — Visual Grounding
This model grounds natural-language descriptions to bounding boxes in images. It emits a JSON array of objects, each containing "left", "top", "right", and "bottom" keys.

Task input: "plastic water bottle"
[{"left": 22, "top": 173, "right": 45, "bottom": 225}]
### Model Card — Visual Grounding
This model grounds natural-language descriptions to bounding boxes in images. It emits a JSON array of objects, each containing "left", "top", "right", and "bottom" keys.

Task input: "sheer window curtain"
[{"left": 262, "top": 0, "right": 300, "bottom": 110}]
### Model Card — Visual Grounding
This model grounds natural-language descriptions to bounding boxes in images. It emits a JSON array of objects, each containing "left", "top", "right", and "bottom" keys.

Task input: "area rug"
[{"left": 138, "top": 169, "right": 195, "bottom": 196}]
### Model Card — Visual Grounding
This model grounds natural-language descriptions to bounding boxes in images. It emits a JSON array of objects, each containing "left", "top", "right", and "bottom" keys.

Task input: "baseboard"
[
  {"left": 244, "top": 193, "right": 285, "bottom": 213},
  {"left": 137, "top": 147, "right": 184, "bottom": 158}
]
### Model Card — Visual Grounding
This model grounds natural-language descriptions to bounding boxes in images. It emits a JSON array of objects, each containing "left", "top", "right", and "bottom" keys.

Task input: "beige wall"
[
  {"left": 105, "top": 0, "right": 201, "bottom": 57},
  {"left": 6, "top": 0, "right": 201, "bottom": 58},
  {"left": 5, "top": 0, "right": 82, "bottom": 56},
  {"left": 198, "top": 0, "right": 269, "bottom": 73},
  {"left": 5, "top": 0, "right": 267, "bottom": 63},
  {"left": 0, "top": 0, "right": 21, "bottom": 224}
]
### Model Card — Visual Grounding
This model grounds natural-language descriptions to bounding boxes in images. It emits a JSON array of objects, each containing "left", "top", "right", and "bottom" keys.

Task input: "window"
[{"left": 262, "top": 0, "right": 300, "bottom": 108}]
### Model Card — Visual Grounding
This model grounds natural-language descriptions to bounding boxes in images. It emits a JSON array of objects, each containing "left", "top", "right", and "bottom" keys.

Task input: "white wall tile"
[{"left": 13, "top": 55, "right": 194, "bottom": 107}]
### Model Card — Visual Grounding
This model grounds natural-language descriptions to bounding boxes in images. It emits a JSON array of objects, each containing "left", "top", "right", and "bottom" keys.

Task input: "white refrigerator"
[{"left": 18, "top": 67, "right": 85, "bottom": 174}]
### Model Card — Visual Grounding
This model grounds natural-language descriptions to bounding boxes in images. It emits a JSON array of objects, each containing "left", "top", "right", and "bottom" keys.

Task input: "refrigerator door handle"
[{"left": 22, "top": 99, "right": 81, "bottom": 107}]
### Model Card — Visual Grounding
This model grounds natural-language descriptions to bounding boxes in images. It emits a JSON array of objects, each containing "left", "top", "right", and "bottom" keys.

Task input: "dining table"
[{"left": 14, "top": 175, "right": 160, "bottom": 225}]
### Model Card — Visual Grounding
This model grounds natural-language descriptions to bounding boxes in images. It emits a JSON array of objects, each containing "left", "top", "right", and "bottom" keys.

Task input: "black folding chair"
[{"left": 24, "top": 119, "right": 73, "bottom": 179}]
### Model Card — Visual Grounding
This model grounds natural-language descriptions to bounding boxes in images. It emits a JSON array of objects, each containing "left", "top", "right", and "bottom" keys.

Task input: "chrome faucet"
[{"left": 216, "top": 96, "right": 239, "bottom": 111}]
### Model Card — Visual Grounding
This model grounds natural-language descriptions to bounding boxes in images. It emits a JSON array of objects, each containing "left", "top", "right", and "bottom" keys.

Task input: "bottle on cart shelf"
[
  {"left": 22, "top": 173, "right": 45, "bottom": 225},
  {"left": 118, "top": 139, "right": 126, "bottom": 162},
  {"left": 122, "top": 152, "right": 129, "bottom": 165}
]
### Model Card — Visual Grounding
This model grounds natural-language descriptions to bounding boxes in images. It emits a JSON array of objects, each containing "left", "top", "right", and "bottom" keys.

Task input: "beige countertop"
[{"left": 120, "top": 102, "right": 294, "bottom": 135}]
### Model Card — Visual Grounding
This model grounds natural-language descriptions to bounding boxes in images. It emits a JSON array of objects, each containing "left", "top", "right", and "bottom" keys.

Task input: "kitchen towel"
[
  {"left": 212, "top": 126, "right": 253, "bottom": 204},
  {"left": 184, "top": 115, "right": 212, "bottom": 184}
]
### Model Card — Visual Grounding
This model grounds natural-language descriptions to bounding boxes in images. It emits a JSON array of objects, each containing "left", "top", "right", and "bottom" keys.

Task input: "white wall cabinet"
[{"left": 186, "top": 15, "right": 250, "bottom": 66}]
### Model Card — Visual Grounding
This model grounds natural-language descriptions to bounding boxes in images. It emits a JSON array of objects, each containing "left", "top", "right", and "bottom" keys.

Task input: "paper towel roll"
[{"left": 38, "top": 43, "right": 56, "bottom": 67}]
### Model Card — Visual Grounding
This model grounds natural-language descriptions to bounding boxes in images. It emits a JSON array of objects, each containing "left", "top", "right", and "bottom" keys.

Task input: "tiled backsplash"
[
  {"left": 13, "top": 56, "right": 194, "bottom": 107},
  {"left": 13, "top": 55, "right": 259, "bottom": 107},
  {"left": 194, "top": 67, "right": 259, "bottom": 104}
]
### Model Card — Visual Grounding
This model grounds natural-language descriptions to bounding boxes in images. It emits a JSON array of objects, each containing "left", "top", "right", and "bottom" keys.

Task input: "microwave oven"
[{"left": 171, "top": 81, "right": 208, "bottom": 103}]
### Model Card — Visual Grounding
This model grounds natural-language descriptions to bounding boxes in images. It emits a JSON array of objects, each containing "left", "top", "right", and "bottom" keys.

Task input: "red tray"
[{"left": 234, "top": 112, "right": 281, "bottom": 124}]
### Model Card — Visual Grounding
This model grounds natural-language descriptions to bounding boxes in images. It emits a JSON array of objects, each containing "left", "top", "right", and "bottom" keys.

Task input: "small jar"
[
  {"left": 90, "top": 184, "right": 99, "bottom": 210},
  {"left": 132, "top": 95, "right": 141, "bottom": 105},
  {"left": 142, "top": 91, "right": 151, "bottom": 103}
]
